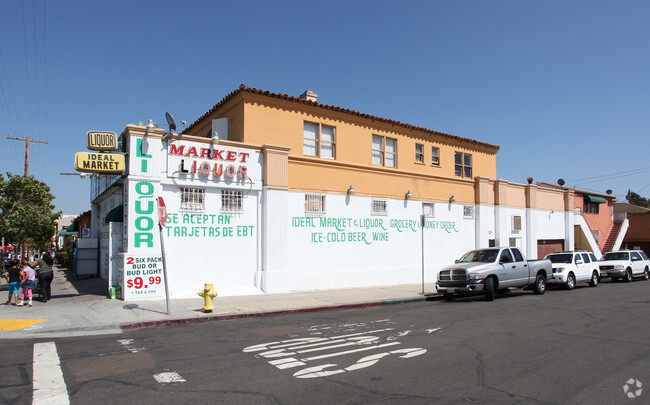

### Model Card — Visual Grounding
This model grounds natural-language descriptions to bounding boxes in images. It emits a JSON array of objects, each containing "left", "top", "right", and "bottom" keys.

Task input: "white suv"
[
  {"left": 599, "top": 250, "right": 650, "bottom": 282},
  {"left": 545, "top": 251, "right": 600, "bottom": 289}
]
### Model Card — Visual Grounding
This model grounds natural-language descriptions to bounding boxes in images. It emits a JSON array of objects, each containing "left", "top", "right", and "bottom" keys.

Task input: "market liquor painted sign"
[{"left": 166, "top": 141, "right": 262, "bottom": 189}]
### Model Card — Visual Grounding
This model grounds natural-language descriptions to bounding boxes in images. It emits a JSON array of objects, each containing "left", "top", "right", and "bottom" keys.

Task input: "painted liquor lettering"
[{"left": 243, "top": 320, "right": 437, "bottom": 379}]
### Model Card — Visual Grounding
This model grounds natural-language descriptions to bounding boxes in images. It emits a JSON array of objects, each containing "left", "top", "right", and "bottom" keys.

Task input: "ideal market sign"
[{"left": 74, "top": 152, "right": 125, "bottom": 174}]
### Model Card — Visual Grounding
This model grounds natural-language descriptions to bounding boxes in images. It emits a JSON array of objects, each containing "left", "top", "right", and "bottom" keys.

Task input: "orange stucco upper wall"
[
  {"left": 183, "top": 90, "right": 499, "bottom": 202},
  {"left": 240, "top": 95, "right": 498, "bottom": 180}
]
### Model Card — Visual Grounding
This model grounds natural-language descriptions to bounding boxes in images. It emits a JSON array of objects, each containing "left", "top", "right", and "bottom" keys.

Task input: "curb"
[{"left": 121, "top": 295, "right": 435, "bottom": 331}]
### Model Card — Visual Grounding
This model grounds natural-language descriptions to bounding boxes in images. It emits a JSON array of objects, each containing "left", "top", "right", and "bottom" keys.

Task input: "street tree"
[
  {"left": 0, "top": 172, "right": 61, "bottom": 257},
  {"left": 626, "top": 190, "right": 649, "bottom": 208}
]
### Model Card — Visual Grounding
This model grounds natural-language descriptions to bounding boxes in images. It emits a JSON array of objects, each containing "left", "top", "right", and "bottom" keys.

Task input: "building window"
[
  {"left": 455, "top": 152, "right": 472, "bottom": 178},
  {"left": 372, "top": 135, "right": 396, "bottom": 167},
  {"left": 303, "top": 122, "right": 335, "bottom": 159},
  {"left": 305, "top": 194, "right": 326, "bottom": 216},
  {"left": 371, "top": 199, "right": 388, "bottom": 216},
  {"left": 584, "top": 201, "right": 600, "bottom": 214},
  {"left": 463, "top": 205, "right": 474, "bottom": 219},
  {"left": 432, "top": 147, "right": 440, "bottom": 166},
  {"left": 180, "top": 187, "right": 205, "bottom": 212},
  {"left": 415, "top": 144, "right": 424, "bottom": 163},
  {"left": 512, "top": 215, "right": 522, "bottom": 231},
  {"left": 592, "top": 230, "right": 599, "bottom": 244},
  {"left": 221, "top": 190, "right": 243, "bottom": 213}
]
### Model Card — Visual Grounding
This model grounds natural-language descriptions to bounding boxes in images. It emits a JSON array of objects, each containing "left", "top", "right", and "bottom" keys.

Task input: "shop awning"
[
  {"left": 585, "top": 194, "right": 607, "bottom": 204},
  {"left": 59, "top": 228, "right": 78, "bottom": 236},
  {"left": 104, "top": 205, "right": 124, "bottom": 224}
]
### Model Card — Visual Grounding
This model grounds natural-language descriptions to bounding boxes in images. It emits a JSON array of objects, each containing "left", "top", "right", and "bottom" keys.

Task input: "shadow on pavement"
[{"left": 54, "top": 264, "right": 108, "bottom": 298}]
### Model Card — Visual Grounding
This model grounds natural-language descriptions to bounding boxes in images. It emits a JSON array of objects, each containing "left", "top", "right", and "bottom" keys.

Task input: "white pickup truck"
[{"left": 436, "top": 247, "right": 553, "bottom": 301}]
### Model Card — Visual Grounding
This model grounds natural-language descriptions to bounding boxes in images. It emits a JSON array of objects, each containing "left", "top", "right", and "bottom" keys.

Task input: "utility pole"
[
  {"left": 7, "top": 136, "right": 48, "bottom": 261},
  {"left": 7, "top": 136, "right": 48, "bottom": 176}
]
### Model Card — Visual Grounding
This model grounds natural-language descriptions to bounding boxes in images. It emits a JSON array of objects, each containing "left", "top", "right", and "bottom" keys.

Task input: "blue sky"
[{"left": 1, "top": 0, "right": 649, "bottom": 215}]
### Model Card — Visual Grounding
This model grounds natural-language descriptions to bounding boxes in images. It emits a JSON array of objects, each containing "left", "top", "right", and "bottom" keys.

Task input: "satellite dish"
[
  {"left": 557, "top": 178, "right": 565, "bottom": 186},
  {"left": 606, "top": 189, "right": 612, "bottom": 195},
  {"left": 165, "top": 112, "right": 177, "bottom": 132}
]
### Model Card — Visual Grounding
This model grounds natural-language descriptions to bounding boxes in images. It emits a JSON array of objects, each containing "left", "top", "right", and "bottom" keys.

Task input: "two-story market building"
[{"left": 88, "top": 85, "right": 575, "bottom": 300}]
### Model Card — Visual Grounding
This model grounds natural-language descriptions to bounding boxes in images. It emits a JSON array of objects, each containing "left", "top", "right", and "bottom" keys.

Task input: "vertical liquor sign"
[{"left": 123, "top": 133, "right": 165, "bottom": 300}]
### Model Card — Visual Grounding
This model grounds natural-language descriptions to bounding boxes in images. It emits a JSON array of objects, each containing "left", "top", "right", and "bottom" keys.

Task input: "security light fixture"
[
  {"left": 347, "top": 186, "right": 354, "bottom": 195},
  {"left": 146, "top": 119, "right": 155, "bottom": 134},
  {"left": 450, "top": 194, "right": 456, "bottom": 203},
  {"left": 405, "top": 190, "right": 412, "bottom": 200}
]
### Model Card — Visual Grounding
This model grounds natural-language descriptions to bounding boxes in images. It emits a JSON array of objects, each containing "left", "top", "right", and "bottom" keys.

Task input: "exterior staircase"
[{"left": 603, "top": 223, "right": 621, "bottom": 253}]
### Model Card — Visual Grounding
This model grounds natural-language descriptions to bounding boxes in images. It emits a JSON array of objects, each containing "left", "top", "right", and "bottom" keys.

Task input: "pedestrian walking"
[
  {"left": 36, "top": 252, "right": 54, "bottom": 302},
  {"left": 2, "top": 260, "right": 21, "bottom": 305},
  {"left": 18, "top": 262, "right": 36, "bottom": 307}
]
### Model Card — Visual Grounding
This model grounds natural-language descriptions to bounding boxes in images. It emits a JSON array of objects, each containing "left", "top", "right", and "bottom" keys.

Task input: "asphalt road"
[{"left": 2, "top": 279, "right": 649, "bottom": 405}]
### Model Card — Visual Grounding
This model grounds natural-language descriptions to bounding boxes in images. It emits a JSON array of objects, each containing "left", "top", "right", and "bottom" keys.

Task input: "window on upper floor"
[
  {"left": 584, "top": 200, "right": 600, "bottom": 214},
  {"left": 455, "top": 152, "right": 472, "bottom": 178},
  {"left": 432, "top": 147, "right": 440, "bottom": 166},
  {"left": 303, "top": 122, "right": 335, "bottom": 159},
  {"left": 372, "top": 135, "right": 396, "bottom": 167},
  {"left": 415, "top": 144, "right": 424, "bottom": 163}
]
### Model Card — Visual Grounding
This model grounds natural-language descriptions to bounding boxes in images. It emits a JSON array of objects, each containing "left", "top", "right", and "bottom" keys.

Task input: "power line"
[{"left": 568, "top": 166, "right": 650, "bottom": 184}]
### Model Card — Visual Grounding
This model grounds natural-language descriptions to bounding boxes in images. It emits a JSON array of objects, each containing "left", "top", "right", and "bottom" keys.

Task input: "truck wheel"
[
  {"left": 643, "top": 268, "right": 649, "bottom": 280},
  {"left": 625, "top": 269, "right": 633, "bottom": 282},
  {"left": 443, "top": 293, "right": 454, "bottom": 301},
  {"left": 533, "top": 274, "right": 546, "bottom": 295},
  {"left": 484, "top": 277, "right": 495, "bottom": 301},
  {"left": 589, "top": 271, "right": 599, "bottom": 287},
  {"left": 566, "top": 273, "right": 576, "bottom": 290}
]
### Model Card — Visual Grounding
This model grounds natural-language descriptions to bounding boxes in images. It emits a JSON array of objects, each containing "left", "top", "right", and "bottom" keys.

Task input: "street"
[{"left": 1, "top": 279, "right": 649, "bottom": 404}]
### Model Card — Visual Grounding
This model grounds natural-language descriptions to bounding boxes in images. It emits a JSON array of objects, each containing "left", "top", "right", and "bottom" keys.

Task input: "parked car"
[
  {"left": 436, "top": 247, "right": 552, "bottom": 301},
  {"left": 545, "top": 251, "right": 600, "bottom": 289},
  {"left": 599, "top": 250, "right": 650, "bottom": 282}
]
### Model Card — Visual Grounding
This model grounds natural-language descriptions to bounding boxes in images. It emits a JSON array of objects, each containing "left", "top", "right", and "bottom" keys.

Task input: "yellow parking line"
[{"left": 0, "top": 319, "right": 46, "bottom": 331}]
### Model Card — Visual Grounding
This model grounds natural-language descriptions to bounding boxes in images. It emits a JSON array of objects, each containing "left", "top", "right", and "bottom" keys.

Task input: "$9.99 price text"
[{"left": 126, "top": 276, "right": 162, "bottom": 289}]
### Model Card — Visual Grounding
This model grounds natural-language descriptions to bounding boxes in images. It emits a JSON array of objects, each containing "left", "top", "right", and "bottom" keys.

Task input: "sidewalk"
[{"left": 0, "top": 264, "right": 438, "bottom": 339}]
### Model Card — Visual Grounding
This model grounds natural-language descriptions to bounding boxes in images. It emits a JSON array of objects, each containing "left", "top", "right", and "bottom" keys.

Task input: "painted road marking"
[
  {"left": 0, "top": 319, "right": 46, "bottom": 331},
  {"left": 153, "top": 371, "right": 186, "bottom": 384},
  {"left": 117, "top": 339, "right": 145, "bottom": 353},
  {"left": 243, "top": 319, "right": 431, "bottom": 379},
  {"left": 33, "top": 342, "right": 69, "bottom": 405}
]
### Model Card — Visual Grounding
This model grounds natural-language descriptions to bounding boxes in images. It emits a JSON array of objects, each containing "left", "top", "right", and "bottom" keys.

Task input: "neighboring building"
[
  {"left": 538, "top": 183, "right": 620, "bottom": 257},
  {"left": 55, "top": 214, "right": 76, "bottom": 251},
  {"left": 613, "top": 203, "right": 650, "bottom": 255},
  {"left": 89, "top": 85, "right": 574, "bottom": 300}
]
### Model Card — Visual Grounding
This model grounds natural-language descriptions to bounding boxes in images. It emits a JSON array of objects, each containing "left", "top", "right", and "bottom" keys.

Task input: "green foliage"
[
  {"left": 55, "top": 250, "right": 74, "bottom": 270},
  {"left": 626, "top": 190, "right": 649, "bottom": 208},
  {"left": 0, "top": 172, "right": 62, "bottom": 253}
]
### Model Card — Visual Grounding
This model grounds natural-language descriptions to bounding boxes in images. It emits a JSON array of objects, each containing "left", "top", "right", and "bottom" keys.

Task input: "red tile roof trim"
[{"left": 183, "top": 84, "right": 500, "bottom": 151}]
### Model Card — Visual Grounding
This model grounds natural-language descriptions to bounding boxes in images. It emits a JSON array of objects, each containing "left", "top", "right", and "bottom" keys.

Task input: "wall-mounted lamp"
[
  {"left": 405, "top": 190, "right": 412, "bottom": 200},
  {"left": 145, "top": 119, "right": 155, "bottom": 134},
  {"left": 347, "top": 186, "right": 354, "bottom": 195},
  {"left": 450, "top": 194, "right": 456, "bottom": 203}
]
